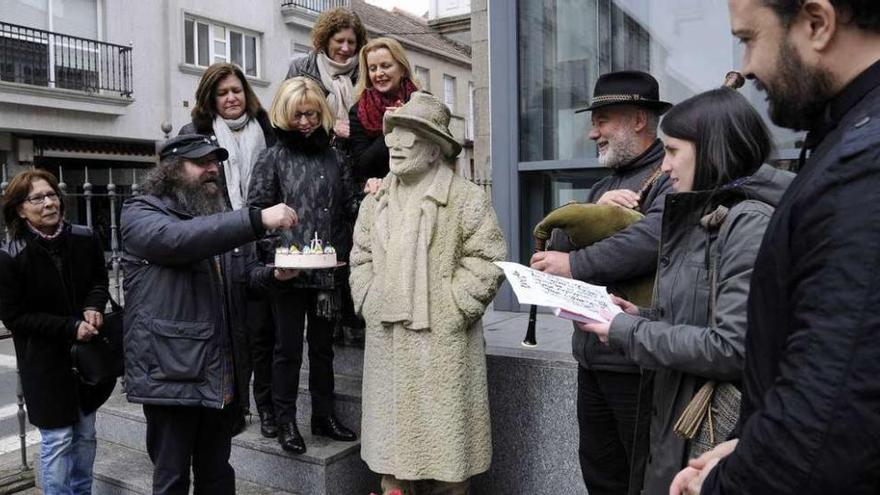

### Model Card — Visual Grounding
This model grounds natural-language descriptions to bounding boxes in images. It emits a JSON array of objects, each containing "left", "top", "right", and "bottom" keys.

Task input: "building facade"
[
  {"left": 483, "top": 0, "right": 805, "bottom": 310},
  {"left": 1, "top": 0, "right": 475, "bottom": 243}
]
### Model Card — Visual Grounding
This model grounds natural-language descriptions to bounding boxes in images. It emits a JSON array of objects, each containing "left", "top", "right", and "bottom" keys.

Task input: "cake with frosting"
[{"left": 275, "top": 233, "right": 337, "bottom": 269}]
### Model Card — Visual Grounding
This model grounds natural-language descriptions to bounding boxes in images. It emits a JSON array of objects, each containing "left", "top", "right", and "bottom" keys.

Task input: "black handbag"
[{"left": 71, "top": 298, "right": 124, "bottom": 386}]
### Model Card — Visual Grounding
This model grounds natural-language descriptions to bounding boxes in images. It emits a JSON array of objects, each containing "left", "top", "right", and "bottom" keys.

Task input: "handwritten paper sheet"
[{"left": 494, "top": 261, "right": 622, "bottom": 324}]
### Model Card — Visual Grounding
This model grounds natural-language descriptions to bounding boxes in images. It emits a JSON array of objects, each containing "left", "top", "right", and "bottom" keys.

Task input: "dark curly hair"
[
  {"left": 190, "top": 63, "right": 263, "bottom": 134},
  {"left": 311, "top": 7, "right": 368, "bottom": 54},
  {"left": 761, "top": 0, "right": 880, "bottom": 32}
]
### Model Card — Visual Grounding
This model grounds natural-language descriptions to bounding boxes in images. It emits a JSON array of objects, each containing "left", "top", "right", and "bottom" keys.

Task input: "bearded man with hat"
[
  {"left": 530, "top": 70, "right": 673, "bottom": 495},
  {"left": 121, "top": 134, "right": 299, "bottom": 495},
  {"left": 350, "top": 92, "right": 506, "bottom": 494}
]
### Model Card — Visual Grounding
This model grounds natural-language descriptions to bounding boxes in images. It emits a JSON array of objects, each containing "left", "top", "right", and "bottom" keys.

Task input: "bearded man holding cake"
[
  {"left": 247, "top": 77, "right": 361, "bottom": 453},
  {"left": 350, "top": 91, "right": 507, "bottom": 494}
]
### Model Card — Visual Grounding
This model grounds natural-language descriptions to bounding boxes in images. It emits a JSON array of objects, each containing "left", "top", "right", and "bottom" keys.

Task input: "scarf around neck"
[
  {"left": 213, "top": 114, "right": 267, "bottom": 209},
  {"left": 375, "top": 164, "right": 453, "bottom": 331},
  {"left": 316, "top": 51, "right": 357, "bottom": 122},
  {"left": 357, "top": 78, "right": 419, "bottom": 137}
]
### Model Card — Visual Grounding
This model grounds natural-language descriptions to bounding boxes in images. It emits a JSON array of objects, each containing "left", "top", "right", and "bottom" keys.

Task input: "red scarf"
[{"left": 357, "top": 78, "right": 419, "bottom": 137}]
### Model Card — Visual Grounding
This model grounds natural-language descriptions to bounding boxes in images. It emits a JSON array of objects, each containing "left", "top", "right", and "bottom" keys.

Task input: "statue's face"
[{"left": 386, "top": 127, "right": 439, "bottom": 179}]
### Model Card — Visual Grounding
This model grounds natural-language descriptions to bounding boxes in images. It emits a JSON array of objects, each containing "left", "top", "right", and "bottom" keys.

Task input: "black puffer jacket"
[
  {"left": 0, "top": 224, "right": 114, "bottom": 428},
  {"left": 348, "top": 103, "right": 390, "bottom": 184},
  {"left": 247, "top": 127, "right": 361, "bottom": 289}
]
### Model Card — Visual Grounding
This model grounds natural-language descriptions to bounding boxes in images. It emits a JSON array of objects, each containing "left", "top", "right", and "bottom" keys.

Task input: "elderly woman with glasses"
[
  {"left": 247, "top": 76, "right": 361, "bottom": 454},
  {"left": 0, "top": 169, "right": 114, "bottom": 494}
]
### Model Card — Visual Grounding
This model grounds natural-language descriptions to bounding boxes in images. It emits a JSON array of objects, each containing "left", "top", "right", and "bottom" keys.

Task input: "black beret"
[{"left": 159, "top": 134, "right": 229, "bottom": 161}]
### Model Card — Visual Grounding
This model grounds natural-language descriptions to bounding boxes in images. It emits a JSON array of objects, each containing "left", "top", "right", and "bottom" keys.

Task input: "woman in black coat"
[
  {"left": 0, "top": 169, "right": 113, "bottom": 494},
  {"left": 247, "top": 76, "right": 361, "bottom": 455}
]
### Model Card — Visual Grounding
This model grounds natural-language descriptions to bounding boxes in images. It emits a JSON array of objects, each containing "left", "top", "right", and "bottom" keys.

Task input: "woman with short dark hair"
[
  {"left": 0, "top": 169, "right": 114, "bottom": 494},
  {"left": 578, "top": 87, "right": 794, "bottom": 495}
]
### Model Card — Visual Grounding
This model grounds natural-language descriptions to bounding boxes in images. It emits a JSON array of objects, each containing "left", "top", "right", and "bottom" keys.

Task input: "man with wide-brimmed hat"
[
  {"left": 350, "top": 92, "right": 506, "bottom": 494},
  {"left": 530, "top": 70, "right": 673, "bottom": 495}
]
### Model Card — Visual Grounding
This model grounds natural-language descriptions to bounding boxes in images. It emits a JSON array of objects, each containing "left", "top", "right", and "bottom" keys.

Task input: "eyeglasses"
[
  {"left": 293, "top": 110, "right": 319, "bottom": 122},
  {"left": 384, "top": 131, "right": 416, "bottom": 148},
  {"left": 25, "top": 192, "right": 60, "bottom": 205}
]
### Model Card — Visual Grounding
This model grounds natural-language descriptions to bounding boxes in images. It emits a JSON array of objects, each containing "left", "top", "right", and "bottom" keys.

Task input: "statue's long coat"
[{"left": 350, "top": 166, "right": 506, "bottom": 482}]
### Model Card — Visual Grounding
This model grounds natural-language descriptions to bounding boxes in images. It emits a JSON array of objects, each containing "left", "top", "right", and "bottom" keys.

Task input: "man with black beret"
[
  {"left": 120, "top": 134, "right": 299, "bottom": 494},
  {"left": 530, "top": 71, "right": 673, "bottom": 495}
]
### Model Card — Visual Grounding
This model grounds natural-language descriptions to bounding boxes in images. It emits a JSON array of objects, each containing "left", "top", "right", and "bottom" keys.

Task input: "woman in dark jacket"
[
  {"left": 0, "top": 169, "right": 114, "bottom": 494},
  {"left": 348, "top": 37, "right": 421, "bottom": 187},
  {"left": 179, "top": 62, "right": 279, "bottom": 437},
  {"left": 578, "top": 88, "right": 794, "bottom": 495},
  {"left": 286, "top": 7, "right": 367, "bottom": 142},
  {"left": 247, "top": 76, "right": 360, "bottom": 455}
]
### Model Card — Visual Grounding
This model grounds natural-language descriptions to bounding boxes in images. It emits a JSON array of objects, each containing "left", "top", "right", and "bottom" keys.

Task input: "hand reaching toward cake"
[{"left": 261, "top": 203, "right": 299, "bottom": 230}]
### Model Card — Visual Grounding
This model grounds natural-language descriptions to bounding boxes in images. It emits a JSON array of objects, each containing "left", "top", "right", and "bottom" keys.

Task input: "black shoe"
[
  {"left": 311, "top": 415, "right": 357, "bottom": 441},
  {"left": 231, "top": 411, "right": 247, "bottom": 437},
  {"left": 258, "top": 408, "right": 278, "bottom": 438},
  {"left": 278, "top": 422, "right": 306, "bottom": 454}
]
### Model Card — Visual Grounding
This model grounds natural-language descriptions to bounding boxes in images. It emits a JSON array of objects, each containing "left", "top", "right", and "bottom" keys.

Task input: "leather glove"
[{"left": 315, "top": 289, "right": 340, "bottom": 321}]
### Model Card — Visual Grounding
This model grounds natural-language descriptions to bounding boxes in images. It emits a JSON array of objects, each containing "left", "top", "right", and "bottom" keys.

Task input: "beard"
[
  {"left": 389, "top": 142, "right": 438, "bottom": 180},
  {"left": 598, "top": 128, "right": 641, "bottom": 169},
  {"left": 170, "top": 173, "right": 227, "bottom": 216},
  {"left": 760, "top": 40, "right": 836, "bottom": 131}
]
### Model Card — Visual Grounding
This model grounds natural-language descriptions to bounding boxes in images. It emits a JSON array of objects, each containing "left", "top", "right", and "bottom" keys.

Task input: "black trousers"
[
  {"left": 577, "top": 367, "right": 652, "bottom": 495},
  {"left": 142, "top": 404, "right": 237, "bottom": 495},
  {"left": 270, "top": 288, "right": 335, "bottom": 424},
  {"left": 247, "top": 297, "right": 275, "bottom": 412}
]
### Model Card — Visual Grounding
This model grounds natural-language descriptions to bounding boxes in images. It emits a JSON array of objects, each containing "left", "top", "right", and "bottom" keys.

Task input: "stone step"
[
  {"left": 90, "top": 440, "right": 297, "bottom": 495},
  {"left": 96, "top": 392, "right": 378, "bottom": 494},
  {"left": 292, "top": 370, "right": 362, "bottom": 433}
]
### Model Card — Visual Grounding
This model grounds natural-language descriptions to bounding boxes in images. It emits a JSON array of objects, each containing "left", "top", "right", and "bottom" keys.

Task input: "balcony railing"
[
  {"left": 0, "top": 21, "right": 133, "bottom": 97},
  {"left": 280, "top": 0, "right": 350, "bottom": 14}
]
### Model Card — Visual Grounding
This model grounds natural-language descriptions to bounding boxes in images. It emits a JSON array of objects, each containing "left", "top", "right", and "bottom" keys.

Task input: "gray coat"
[
  {"left": 606, "top": 164, "right": 794, "bottom": 495},
  {"left": 551, "top": 139, "right": 672, "bottom": 372},
  {"left": 285, "top": 50, "right": 358, "bottom": 93},
  {"left": 120, "top": 195, "right": 274, "bottom": 408}
]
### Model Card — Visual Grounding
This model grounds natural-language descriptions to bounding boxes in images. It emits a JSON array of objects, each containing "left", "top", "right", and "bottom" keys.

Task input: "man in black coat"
[
  {"left": 530, "top": 71, "right": 673, "bottom": 495},
  {"left": 121, "top": 135, "right": 299, "bottom": 495},
  {"left": 671, "top": 1, "right": 880, "bottom": 494}
]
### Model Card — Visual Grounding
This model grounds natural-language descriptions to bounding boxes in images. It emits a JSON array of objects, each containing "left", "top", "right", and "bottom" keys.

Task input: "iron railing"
[
  {"left": 280, "top": 0, "right": 350, "bottom": 14},
  {"left": 0, "top": 21, "right": 133, "bottom": 97}
]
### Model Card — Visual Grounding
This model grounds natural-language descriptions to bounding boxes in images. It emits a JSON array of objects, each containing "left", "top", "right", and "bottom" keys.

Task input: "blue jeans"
[{"left": 39, "top": 410, "right": 97, "bottom": 495}]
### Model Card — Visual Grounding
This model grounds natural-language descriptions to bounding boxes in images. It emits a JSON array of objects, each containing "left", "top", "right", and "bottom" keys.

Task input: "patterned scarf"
[{"left": 356, "top": 78, "right": 419, "bottom": 137}]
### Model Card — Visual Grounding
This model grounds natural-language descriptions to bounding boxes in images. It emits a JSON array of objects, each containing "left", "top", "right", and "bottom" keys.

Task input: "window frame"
[
  {"left": 183, "top": 15, "right": 261, "bottom": 77},
  {"left": 443, "top": 74, "right": 456, "bottom": 112},
  {"left": 415, "top": 65, "right": 431, "bottom": 92}
]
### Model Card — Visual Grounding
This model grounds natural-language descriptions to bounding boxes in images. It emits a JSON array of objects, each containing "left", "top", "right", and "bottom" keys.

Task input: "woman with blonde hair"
[
  {"left": 348, "top": 37, "right": 420, "bottom": 187},
  {"left": 247, "top": 76, "right": 361, "bottom": 454}
]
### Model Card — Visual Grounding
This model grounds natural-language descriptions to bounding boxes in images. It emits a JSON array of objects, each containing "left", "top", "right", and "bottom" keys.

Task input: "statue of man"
[{"left": 350, "top": 91, "right": 507, "bottom": 494}]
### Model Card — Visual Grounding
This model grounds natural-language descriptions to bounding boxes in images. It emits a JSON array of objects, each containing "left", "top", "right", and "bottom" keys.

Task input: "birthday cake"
[{"left": 275, "top": 233, "right": 337, "bottom": 269}]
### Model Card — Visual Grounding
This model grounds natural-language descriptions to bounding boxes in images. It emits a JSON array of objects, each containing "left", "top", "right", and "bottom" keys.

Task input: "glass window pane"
[
  {"left": 230, "top": 31, "right": 243, "bottom": 68},
  {"left": 1, "top": 0, "right": 49, "bottom": 29},
  {"left": 415, "top": 66, "right": 430, "bottom": 91},
  {"left": 213, "top": 25, "right": 226, "bottom": 41},
  {"left": 184, "top": 19, "right": 194, "bottom": 65},
  {"left": 214, "top": 40, "right": 226, "bottom": 58},
  {"left": 245, "top": 36, "right": 257, "bottom": 76},
  {"left": 197, "top": 22, "right": 209, "bottom": 66},
  {"left": 53, "top": 0, "right": 97, "bottom": 38},
  {"left": 517, "top": 0, "right": 804, "bottom": 162},
  {"left": 444, "top": 75, "right": 456, "bottom": 111}
]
